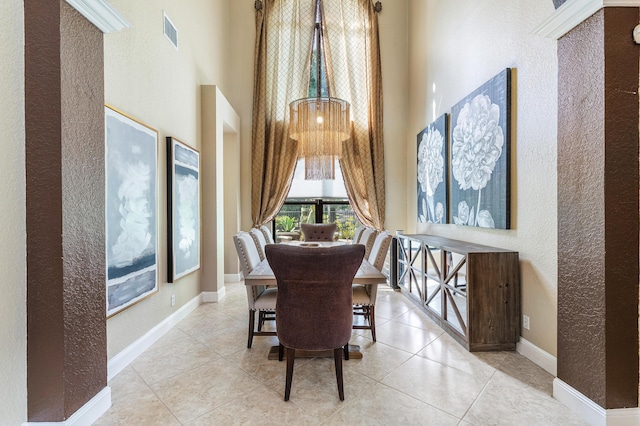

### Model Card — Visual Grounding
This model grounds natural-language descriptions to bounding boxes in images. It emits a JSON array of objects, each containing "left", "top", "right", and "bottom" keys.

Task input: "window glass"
[
  {"left": 279, "top": 0, "right": 353, "bottom": 236},
  {"left": 288, "top": 158, "right": 347, "bottom": 199}
]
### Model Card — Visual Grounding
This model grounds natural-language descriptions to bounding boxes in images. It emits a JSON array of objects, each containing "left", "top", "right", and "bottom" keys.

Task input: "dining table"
[{"left": 244, "top": 243, "right": 387, "bottom": 360}]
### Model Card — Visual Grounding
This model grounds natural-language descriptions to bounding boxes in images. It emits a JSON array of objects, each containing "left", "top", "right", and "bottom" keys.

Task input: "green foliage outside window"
[
  {"left": 275, "top": 215, "right": 297, "bottom": 232},
  {"left": 336, "top": 216, "right": 357, "bottom": 240},
  {"left": 274, "top": 202, "right": 360, "bottom": 241}
]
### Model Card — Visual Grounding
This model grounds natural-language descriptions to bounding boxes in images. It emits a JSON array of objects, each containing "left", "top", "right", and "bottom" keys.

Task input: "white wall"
[
  {"left": 104, "top": 0, "right": 229, "bottom": 357},
  {"left": 408, "top": 0, "right": 558, "bottom": 355},
  {"left": 0, "top": 2, "right": 27, "bottom": 424},
  {"left": 379, "top": 0, "right": 409, "bottom": 234},
  {"left": 227, "top": 1, "right": 255, "bottom": 232}
]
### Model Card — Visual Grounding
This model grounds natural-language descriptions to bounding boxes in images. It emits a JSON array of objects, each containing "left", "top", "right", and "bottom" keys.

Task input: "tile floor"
[{"left": 96, "top": 281, "right": 586, "bottom": 425}]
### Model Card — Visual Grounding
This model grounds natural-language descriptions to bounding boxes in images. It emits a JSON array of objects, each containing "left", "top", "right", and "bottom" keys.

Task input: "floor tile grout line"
[
  {"left": 371, "top": 358, "right": 466, "bottom": 420},
  {"left": 107, "top": 366, "right": 150, "bottom": 404},
  {"left": 457, "top": 367, "right": 500, "bottom": 424},
  {"left": 130, "top": 343, "right": 226, "bottom": 389},
  {"left": 378, "top": 380, "right": 465, "bottom": 423},
  {"left": 102, "top": 281, "right": 582, "bottom": 425},
  {"left": 372, "top": 351, "right": 421, "bottom": 384},
  {"left": 146, "top": 381, "right": 185, "bottom": 425},
  {"left": 410, "top": 337, "right": 506, "bottom": 380}
]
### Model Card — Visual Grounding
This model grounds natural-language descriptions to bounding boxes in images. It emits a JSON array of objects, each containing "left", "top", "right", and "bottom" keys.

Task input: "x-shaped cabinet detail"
[{"left": 396, "top": 234, "right": 520, "bottom": 351}]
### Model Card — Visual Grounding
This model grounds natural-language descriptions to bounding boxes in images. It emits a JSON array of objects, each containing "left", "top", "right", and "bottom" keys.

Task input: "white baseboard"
[
  {"left": 517, "top": 339, "right": 640, "bottom": 425},
  {"left": 604, "top": 408, "right": 640, "bottom": 426},
  {"left": 516, "top": 337, "right": 557, "bottom": 376},
  {"left": 202, "top": 287, "right": 226, "bottom": 303},
  {"left": 107, "top": 294, "right": 202, "bottom": 381},
  {"left": 224, "top": 273, "right": 241, "bottom": 283},
  {"left": 554, "top": 378, "right": 640, "bottom": 426},
  {"left": 22, "top": 386, "right": 111, "bottom": 426}
]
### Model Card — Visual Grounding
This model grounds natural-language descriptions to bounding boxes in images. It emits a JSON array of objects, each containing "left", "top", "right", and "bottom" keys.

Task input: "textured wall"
[
  {"left": 408, "top": 0, "right": 558, "bottom": 355},
  {"left": 104, "top": 0, "right": 229, "bottom": 357},
  {"left": 557, "top": 10, "right": 606, "bottom": 405},
  {"left": 24, "top": 0, "right": 107, "bottom": 420},
  {"left": 0, "top": 1, "right": 27, "bottom": 424},
  {"left": 60, "top": 2, "right": 107, "bottom": 416},
  {"left": 557, "top": 7, "right": 639, "bottom": 408},
  {"left": 25, "top": 0, "right": 66, "bottom": 419}
]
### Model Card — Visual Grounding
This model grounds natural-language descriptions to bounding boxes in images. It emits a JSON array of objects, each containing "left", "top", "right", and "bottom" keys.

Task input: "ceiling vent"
[{"left": 163, "top": 12, "right": 178, "bottom": 50}]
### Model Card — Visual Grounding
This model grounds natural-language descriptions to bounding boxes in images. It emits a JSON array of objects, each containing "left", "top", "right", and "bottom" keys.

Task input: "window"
[
  {"left": 254, "top": 0, "right": 383, "bottom": 231},
  {"left": 273, "top": 0, "right": 359, "bottom": 242}
]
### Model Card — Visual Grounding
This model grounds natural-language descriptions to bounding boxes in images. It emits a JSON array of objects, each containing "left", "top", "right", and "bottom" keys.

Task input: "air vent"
[{"left": 163, "top": 12, "right": 178, "bottom": 50}]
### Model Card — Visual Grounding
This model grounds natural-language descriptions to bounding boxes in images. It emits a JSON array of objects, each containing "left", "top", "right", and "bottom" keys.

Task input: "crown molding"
[
  {"left": 534, "top": 0, "right": 640, "bottom": 39},
  {"left": 65, "top": 0, "right": 130, "bottom": 33}
]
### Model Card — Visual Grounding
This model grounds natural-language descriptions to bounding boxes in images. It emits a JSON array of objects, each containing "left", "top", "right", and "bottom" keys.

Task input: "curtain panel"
[
  {"left": 251, "top": 0, "right": 315, "bottom": 227},
  {"left": 252, "top": 0, "right": 385, "bottom": 230},
  {"left": 323, "top": 0, "right": 385, "bottom": 230}
]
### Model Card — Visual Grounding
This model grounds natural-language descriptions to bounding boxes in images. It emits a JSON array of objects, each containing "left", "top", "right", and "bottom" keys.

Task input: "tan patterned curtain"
[
  {"left": 251, "top": 0, "right": 315, "bottom": 226},
  {"left": 322, "top": 0, "right": 385, "bottom": 230}
]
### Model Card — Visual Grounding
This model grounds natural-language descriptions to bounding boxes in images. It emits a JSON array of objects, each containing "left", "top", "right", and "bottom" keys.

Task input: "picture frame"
[
  {"left": 449, "top": 68, "right": 512, "bottom": 229},
  {"left": 167, "top": 137, "right": 201, "bottom": 282},
  {"left": 417, "top": 113, "right": 449, "bottom": 224},
  {"left": 105, "top": 105, "right": 159, "bottom": 317}
]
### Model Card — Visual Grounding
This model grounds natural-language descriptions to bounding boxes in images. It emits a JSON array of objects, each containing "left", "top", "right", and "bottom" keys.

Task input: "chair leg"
[
  {"left": 370, "top": 305, "right": 376, "bottom": 342},
  {"left": 343, "top": 343, "right": 349, "bottom": 361},
  {"left": 247, "top": 310, "right": 255, "bottom": 349},
  {"left": 333, "top": 348, "right": 345, "bottom": 401},
  {"left": 284, "top": 347, "right": 295, "bottom": 401},
  {"left": 257, "top": 311, "right": 263, "bottom": 331},
  {"left": 278, "top": 343, "right": 284, "bottom": 361}
]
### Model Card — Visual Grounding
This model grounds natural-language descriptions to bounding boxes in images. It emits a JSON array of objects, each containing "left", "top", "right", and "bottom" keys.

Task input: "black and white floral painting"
[
  {"left": 105, "top": 106, "right": 158, "bottom": 317},
  {"left": 450, "top": 68, "right": 511, "bottom": 229},
  {"left": 417, "top": 113, "right": 448, "bottom": 224},
  {"left": 167, "top": 137, "right": 200, "bottom": 282}
]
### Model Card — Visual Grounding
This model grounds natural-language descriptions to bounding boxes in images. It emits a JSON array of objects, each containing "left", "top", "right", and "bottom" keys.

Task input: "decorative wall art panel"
[
  {"left": 167, "top": 137, "right": 201, "bottom": 282},
  {"left": 105, "top": 105, "right": 158, "bottom": 317},
  {"left": 449, "top": 68, "right": 511, "bottom": 229},
  {"left": 417, "top": 113, "right": 448, "bottom": 224}
]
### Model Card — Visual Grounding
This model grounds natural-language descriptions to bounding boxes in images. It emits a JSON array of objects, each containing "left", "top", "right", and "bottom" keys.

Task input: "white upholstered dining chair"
[
  {"left": 352, "top": 225, "right": 365, "bottom": 244},
  {"left": 355, "top": 227, "right": 377, "bottom": 259},
  {"left": 259, "top": 224, "right": 275, "bottom": 244},
  {"left": 249, "top": 227, "right": 268, "bottom": 261},
  {"left": 233, "top": 231, "right": 277, "bottom": 348},
  {"left": 352, "top": 231, "right": 392, "bottom": 341}
]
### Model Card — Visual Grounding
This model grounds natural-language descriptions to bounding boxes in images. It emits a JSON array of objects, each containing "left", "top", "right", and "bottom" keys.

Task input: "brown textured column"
[
  {"left": 557, "top": 8, "right": 639, "bottom": 409},
  {"left": 25, "top": 1, "right": 107, "bottom": 421}
]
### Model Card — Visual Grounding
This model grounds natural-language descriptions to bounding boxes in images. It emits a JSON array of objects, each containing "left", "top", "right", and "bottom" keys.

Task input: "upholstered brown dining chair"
[
  {"left": 265, "top": 244, "right": 365, "bottom": 401},
  {"left": 300, "top": 222, "right": 337, "bottom": 241}
]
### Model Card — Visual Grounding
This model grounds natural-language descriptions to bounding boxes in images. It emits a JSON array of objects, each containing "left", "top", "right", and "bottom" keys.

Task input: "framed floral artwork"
[
  {"left": 167, "top": 137, "right": 201, "bottom": 282},
  {"left": 417, "top": 113, "right": 448, "bottom": 224},
  {"left": 105, "top": 105, "right": 158, "bottom": 317},
  {"left": 449, "top": 68, "right": 512, "bottom": 229}
]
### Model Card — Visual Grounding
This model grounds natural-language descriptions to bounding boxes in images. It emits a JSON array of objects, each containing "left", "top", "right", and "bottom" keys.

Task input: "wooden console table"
[{"left": 395, "top": 234, "right": 520, "bottom": 351}]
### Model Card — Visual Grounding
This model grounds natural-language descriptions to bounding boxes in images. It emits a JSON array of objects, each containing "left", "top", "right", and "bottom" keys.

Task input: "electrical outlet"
[
  {"left": 523, "top": 314, "right": 530, "bottom": 330},
  {"left": 171, "top": 294, "right": 176, "bottom": 307}
]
